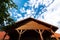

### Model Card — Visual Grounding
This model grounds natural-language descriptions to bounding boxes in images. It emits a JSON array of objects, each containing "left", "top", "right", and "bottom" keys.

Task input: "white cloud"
[
  {"left": 17, "top": 13, "right": 22, "bottom": 17},
  {"left": 17, "top": 17, "right": 23, "bottom": 21},
  {"left": 28, "top": 0, "right": 36, "bottom": 7},
  {"left": 28, "top": 0, "right": 43, "bottom": 8},
  {"left": 24, "top": 3, "right": 28, "bottom": 7},
  {"left": 9, "top": 11, "right": 12, "bottom": 16},
  {"left": 26, "top": 9, "right": 31, "bottom": 14},
  {"left": 20, "top": 7, "right": 26, "bottom": 13},
  {"left": 56, "top": 29, "right": 60, "bottom": 33},
  {"left": 24, "top": 14, "right": 31, "bottom": 19},
  {"left": 39, "top": 0, "right": 60, "bottom": 33},
  {"left": 36, "top": 0, "right": 60, "bottom": 33}
]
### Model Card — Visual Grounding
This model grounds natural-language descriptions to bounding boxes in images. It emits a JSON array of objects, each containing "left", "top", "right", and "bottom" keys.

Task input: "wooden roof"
[
  {"left": 15, "top": 18, "right": 58, "bottom": 32},
  {"left": 16, "top": 21, "right": 49, "bottom": 30}
]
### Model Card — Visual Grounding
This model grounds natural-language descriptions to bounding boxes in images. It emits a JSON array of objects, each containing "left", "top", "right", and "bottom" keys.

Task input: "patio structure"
[{"left": 15, "top": 18, "right": 58, "bottom": 40}]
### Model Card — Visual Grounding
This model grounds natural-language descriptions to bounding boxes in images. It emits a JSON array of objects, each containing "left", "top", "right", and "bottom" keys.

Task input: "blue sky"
[{"left": 9, "top": 0, "right": 60, "bottom": 33}]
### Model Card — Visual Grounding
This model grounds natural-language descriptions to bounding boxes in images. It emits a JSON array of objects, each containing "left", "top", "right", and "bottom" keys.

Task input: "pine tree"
[{"left": 0, "top": 0, "right": 17, "bottom": 28}]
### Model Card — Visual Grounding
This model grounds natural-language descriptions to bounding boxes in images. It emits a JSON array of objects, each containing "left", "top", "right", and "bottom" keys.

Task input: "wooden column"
[
  {"left": 16, "top": 29, "right": 22, "bottom": 40},
  {"left": 18, "top": 30, "right": 22, "bottom": 40},
  {"left": 39, "top": 30, "right": 43, "bottom": 40},
  {"left": 16, "top": 29, "right": 27, "bottom": 40}
]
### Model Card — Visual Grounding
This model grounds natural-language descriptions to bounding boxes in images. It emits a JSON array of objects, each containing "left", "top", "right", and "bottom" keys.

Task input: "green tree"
[{"left": 0, "top": 0, "right": 17, "bottom": 28}]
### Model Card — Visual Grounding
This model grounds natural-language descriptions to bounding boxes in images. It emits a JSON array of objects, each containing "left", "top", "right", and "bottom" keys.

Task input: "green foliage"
[
  {"left": 0, "top": 0, "right": 17, "bottom": 28},
  {"left": 1, "top": 23, "right": 14, "bottom": 31}
]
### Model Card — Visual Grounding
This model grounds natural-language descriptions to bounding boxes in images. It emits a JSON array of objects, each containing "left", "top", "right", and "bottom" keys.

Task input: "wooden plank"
[
  {"left": 51, "top": 30, "right": 59, "bottom": 40},
  {"left": 39, "top": 30, "right": 43, "bottom": 40}
]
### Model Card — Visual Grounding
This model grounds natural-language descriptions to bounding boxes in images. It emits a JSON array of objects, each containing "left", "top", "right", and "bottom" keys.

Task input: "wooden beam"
[
  {"left": 16, "top": 29, "right": 19, "bottom": 33},
  {"left": 35, "top": 30, "right": 39, "bottom": 33},
  {"left": 16, "top": 29, "right": 27, "bottom": 40},
  {"left": 39, "top": 30, "right": 43, "bottom": 40},
  {"left": 51, "top": 30, "right": 59, "bottom": 40},
  {"left": 21, "top": 30, "right": 27, "bottom": 34},
  {"left": 35, "top": 29, "right": 44, "bottom": 34},
  {"left": 18, "top": 30, "right": 23, "bottom": 40}
]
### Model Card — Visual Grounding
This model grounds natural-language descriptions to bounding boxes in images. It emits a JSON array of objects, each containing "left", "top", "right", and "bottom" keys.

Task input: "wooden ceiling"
[{"left": 16, "top": 21, "right": 49, "bottom": 30}]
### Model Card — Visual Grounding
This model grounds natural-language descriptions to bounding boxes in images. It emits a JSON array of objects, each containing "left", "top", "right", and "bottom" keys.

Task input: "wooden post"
[
  {"left": 39, "top": 30, "right": 43, "bottom": 40},
  {"left": 19, "top": 32, "right": 21, "bottom": 40},
  {"left": 18, "top": 30, "right": 22, "bottom": 40},
  {"left": 16, "top": 29, "right": 27, "bottom": 40}
]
